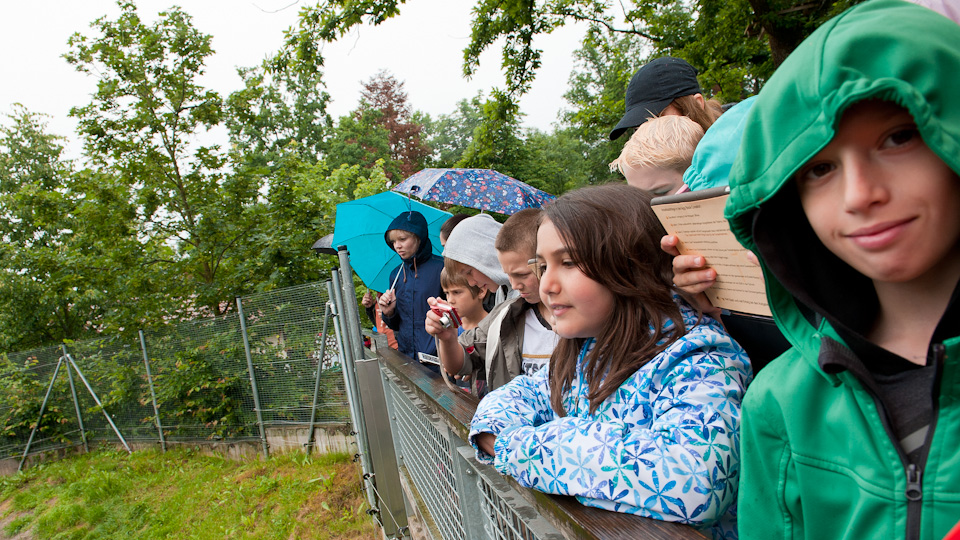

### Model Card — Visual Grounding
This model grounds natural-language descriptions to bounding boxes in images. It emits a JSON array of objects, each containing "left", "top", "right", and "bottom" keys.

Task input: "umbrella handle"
[
  {"left": 404, "top": 188, "right": 418, "bottom": 216},
  {"left": 389, "top": 266, "right": 403, "bottom": 292}
]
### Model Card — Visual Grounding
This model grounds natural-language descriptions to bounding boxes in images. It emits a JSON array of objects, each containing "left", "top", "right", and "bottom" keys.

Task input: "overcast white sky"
[{"left": 1, "top": 0, "right": 587, "bottom": 158}]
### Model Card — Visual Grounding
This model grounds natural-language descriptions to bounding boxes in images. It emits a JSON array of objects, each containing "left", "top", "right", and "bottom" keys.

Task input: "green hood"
[{"left": 725, "top": 0, "right": 960, "bottom": 354}]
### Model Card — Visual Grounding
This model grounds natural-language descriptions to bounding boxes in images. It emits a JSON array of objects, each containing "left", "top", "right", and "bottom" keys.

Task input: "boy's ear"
[{"left": 477, "top": 288, "right": 488, "bottom": 299}]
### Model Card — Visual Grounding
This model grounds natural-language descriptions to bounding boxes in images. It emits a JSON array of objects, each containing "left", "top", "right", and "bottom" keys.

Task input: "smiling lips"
[{"left": 845, "top": 217, "right": 916, "bottom": 249}]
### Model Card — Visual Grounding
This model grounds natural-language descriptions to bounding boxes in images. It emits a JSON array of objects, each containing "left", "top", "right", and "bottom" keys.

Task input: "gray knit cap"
[{"left": 442, "top": 214, "right": 509, "bottom": 287}]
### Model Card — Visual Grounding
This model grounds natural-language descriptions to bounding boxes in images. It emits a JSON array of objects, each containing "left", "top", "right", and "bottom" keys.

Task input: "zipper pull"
[
  {"left": 931, "top": 343, "right": 946, "bottom": 363},
  {"left": 906, "top": 463, "right": 923, "bottom": 501}
]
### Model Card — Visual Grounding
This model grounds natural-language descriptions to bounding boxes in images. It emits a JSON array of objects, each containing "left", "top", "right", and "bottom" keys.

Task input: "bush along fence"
[{"left": 0, "top": 280, "right": 351, "bottom": 471}]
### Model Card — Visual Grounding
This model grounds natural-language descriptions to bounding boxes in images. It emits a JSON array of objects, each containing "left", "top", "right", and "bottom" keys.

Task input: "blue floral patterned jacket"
[{"left": 469, "top": 301, "right": 752, "bottom": 540}]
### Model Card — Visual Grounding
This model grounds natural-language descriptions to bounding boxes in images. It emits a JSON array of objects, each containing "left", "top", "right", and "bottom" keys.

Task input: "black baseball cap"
[{"left": 609, "top": 57, "right": 702, "bottom": 140}]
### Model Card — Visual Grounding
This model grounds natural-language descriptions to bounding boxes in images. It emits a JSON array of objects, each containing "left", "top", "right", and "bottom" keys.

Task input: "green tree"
[
  {"left": 420, "top": 93, "right": 485, "bottom": 168},
  {"left": 225, "top": 38, "right": 333, "bottom": 168},
  {"left": 224, "top": 27, "right": 338, "bottom": 291},
  {"left": 456, "top": 91, "right": 530, "bottom": 180},
  {"left": 560, "top": 27, "right": 645, "bottom": 184},
  {"left": 0, "top": 107, "right": 147, "bottom": 350},
  {"left": 325, "top": 108, "right": 394, "bottom": 176},
  {"left": 65, "top": 1, "right": 256, "bottom": 316},
  {"left": 519, "top": 128, "right": 593, "bottom": 195}
]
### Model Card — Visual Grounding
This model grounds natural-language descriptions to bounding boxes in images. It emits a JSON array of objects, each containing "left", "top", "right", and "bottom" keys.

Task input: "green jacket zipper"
[{"left": 904, "top": 343, "right": 944, "bottom": 540}]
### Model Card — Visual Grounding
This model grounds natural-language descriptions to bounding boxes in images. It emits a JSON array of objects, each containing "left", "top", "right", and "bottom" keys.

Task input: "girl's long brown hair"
[{"left": 543, "top": 185, "right": 685, "bottom": 416}]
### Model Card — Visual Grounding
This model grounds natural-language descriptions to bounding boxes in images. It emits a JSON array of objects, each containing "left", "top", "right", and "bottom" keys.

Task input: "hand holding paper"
[{"left": 652, "top": 187, "right": 771, "bottom": 317}]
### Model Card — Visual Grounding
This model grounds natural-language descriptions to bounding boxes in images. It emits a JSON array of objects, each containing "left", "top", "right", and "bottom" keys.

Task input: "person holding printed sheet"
[
  {"left": 722, "top": 1, "right": 960, "bottom": 537},
  {"left": 470, "top": 185, "right": 750, "bottom": 539}
]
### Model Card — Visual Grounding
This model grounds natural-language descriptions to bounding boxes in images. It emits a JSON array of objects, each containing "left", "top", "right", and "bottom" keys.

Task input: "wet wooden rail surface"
[{"left": 378, "top": 347, "right": 708, "bottom": 540}]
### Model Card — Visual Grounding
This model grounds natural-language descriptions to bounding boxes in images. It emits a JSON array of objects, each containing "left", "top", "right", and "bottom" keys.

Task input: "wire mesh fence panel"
[
  {"left": 142, "top": 312, "right": 259, "bottom": 443},
  {"left": 239, "top": 282, "right": 348, "bottom": 426},
  {"left": 67, "top": 337, "right": 158, "bottom": 444},
  {"left": 0, "top": 279, "right": 350, "bottom": 457},
  {"left": 0, "top": 345, "right": 82, "bottom": 458},
  {"left": 386, "top": 375, "right": 467, "bottom": 540},
  {"left": 477, "top": 475, "right": 542, "bottom": 540}
]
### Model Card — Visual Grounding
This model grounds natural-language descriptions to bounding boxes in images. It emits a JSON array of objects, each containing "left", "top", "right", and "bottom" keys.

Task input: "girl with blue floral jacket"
[{"left": 470, "top": 184, "right": 752, "bottom": 540}]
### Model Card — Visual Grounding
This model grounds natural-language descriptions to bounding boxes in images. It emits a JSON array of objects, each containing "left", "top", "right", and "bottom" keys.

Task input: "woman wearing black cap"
[{"left": 609, "top": 56, "right": 722, "bottom": 140}]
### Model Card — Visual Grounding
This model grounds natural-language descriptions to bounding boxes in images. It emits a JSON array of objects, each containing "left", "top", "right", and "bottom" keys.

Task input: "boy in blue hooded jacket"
[{"left": 379, "top": 210, "right": 444, "bottom": 360}]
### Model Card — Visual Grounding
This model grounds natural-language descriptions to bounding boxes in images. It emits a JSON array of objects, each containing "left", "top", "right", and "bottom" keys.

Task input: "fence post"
[
  {"left": 355, "top": 357, "right": 409, "bottom": 538},
  {"left": 305, "top": 301, "right": 333, "bottom": 454},
  {"left": 61, "top": 344, "right": 88, "bottom": 454},
  {"left": 335, "top": 247, "right": 367, "bottom": 371},
  {"left": 63, "top": 353, "right": 131, "bottom": 454},
  {"left": 329, "top": 269, "right": 378, "bottom": 514},
  {"left": 326, "top": 279, "right": 361, "bottom": 435},
  {"left": 19, "top": 357, "right": 64, "bottom": 471},
  {"left": 138, "top": 330, "right": 166, "bottom": 452},
  {"left": 448, "top": 431, "right": 484, "bottom": 539},
  {"left": 236, "top": 297, "right": 269, "bottom": 459}
]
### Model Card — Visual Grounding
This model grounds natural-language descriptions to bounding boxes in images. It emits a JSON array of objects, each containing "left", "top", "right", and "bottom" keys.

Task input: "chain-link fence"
[{"left": 0, "top": 281, "right": 348, "bottom": 465}]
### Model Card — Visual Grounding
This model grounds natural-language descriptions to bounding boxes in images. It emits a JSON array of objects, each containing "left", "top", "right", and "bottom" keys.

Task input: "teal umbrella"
[{"left": 331, "top": 191, "right": 450, "bottom": 292}]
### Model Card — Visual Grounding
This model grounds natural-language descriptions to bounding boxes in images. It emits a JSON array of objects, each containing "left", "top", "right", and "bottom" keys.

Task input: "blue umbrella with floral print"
[{"left": 392, "top": 168, "right": 555, "bottom": 215}]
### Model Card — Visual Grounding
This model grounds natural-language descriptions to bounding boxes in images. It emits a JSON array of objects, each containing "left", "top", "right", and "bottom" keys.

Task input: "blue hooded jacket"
[
  {"left": 682, "top": 96, "right": 755, "bottom": 192},
  {"left": 381, "top": 210, "right": 444, "bottom": 359}
]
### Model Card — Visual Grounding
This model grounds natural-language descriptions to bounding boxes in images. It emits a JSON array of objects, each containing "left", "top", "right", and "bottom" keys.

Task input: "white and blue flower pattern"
[{"left": 469, "top": 301, "right": 751, "bottom": 540}]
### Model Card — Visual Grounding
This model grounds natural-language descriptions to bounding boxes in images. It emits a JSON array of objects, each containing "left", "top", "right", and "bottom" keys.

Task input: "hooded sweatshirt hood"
[
  {"left": 384, "top": 210, "right": 434, "bottom": 265},
  {"left": 443, "top": 214, "right": 510, "bottom": 287},
  {"left": 682, "top": 96, "right": 755, "bottom": 192},
  {"left": 725, "top": 0, "right": 960, "bottom": 355}
]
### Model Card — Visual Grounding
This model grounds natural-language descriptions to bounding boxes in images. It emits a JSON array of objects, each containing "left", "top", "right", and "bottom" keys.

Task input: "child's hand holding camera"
[{"left": 424, "top": 297, "right": 459, "bottom": 340}]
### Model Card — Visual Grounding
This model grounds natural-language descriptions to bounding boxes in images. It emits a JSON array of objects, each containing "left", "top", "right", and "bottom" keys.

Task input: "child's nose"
[
  {"left": 539, "top": 268, "right": 558, "bottom": 296},
  {"left": 842, "top": 158, "right": 890, "bottom": 212}
]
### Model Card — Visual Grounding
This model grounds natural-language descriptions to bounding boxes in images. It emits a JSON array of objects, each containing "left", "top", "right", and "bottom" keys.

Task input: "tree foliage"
[
  {"left": 419, "top": 94, "right": 485, "bottom": 168},
  {"left": 65, "top": 1, "right": 250, "bottom": 316},
  {"left": 294, "top": 0, "right": 863, "bottom": 105},
  {"left": 0, "top": 107, "right": 148, "bottom": 350}
]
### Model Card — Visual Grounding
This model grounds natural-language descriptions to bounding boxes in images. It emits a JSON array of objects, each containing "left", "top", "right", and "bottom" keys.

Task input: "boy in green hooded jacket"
[{"left": 724, "top": 1, "right": 960, "bottom": 538}]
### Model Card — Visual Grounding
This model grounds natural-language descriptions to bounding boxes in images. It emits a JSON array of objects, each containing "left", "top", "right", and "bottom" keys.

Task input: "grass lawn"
[{"left": 0, "top": 447, "right": 378, "bottom": 539}]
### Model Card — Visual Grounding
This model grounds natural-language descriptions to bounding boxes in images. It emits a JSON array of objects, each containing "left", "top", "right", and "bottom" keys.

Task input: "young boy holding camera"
[{"left": 427, "top": 209, "right": 557, "bottom": 396}]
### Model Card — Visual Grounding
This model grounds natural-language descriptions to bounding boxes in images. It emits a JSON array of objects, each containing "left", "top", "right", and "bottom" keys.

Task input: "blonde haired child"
[{"left": 609, "top": 115, "right": 704, "bottom": 196}]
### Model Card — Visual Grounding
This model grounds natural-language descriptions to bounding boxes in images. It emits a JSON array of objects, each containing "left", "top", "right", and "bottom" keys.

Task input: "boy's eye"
[
  {"left": 797, "top": 162, "right": 835, "bottom": 183},
  {"left": 883, "top": 128, "right": 919, "bottom": 149}
]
